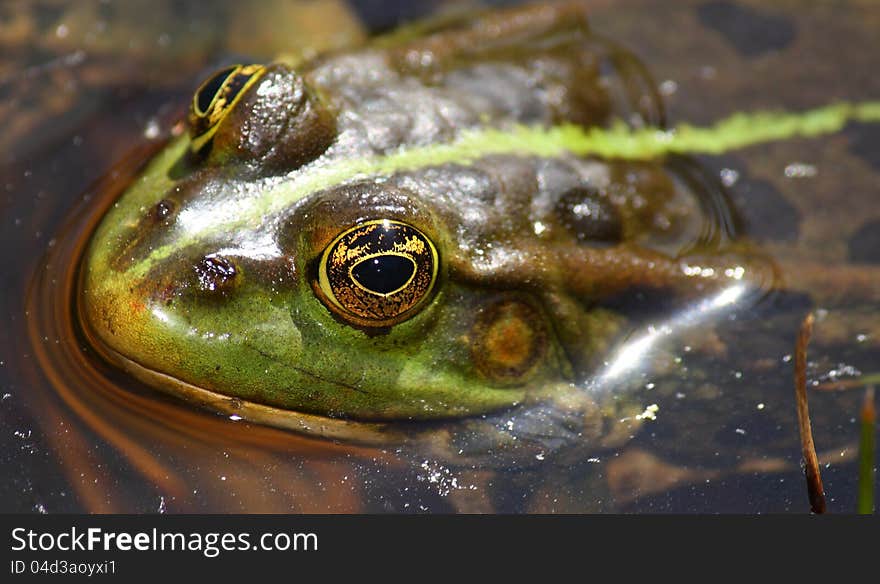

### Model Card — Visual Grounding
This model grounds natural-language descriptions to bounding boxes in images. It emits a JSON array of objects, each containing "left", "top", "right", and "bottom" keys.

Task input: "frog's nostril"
[
  {"left": 107, "top": 198, "right": 179, "bottom": 272},
  {"left": 153, "top": 199, "right": 176, "bottom": 222},
  {"left": 194, "top": 255, "right": 239, "bottom": 295}
]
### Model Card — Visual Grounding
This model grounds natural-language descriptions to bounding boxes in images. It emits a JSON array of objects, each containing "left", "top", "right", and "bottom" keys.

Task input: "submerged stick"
[
  {"left": 794, "top": 313, "right": 826, "bottom": 514},
  {"left": 814, "top": 373, "right": 880, "bottom": 392},
  {"left": 857, "top": 386, "right": 876, "bottom": 514}
]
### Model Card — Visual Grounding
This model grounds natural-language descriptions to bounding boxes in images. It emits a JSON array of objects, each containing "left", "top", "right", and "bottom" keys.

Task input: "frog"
[
  {"left": 77, "top": 1, "right": 770, "bottom": 466},
  {"left": 6, "top": 0, "right": 877, "bottom": 513}
]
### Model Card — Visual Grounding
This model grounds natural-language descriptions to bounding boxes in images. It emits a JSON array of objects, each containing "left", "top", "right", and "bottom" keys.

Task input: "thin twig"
[
  {"left": 814, "top": 373, "right": 880, "bottom": 392},
  {"left": 857, "top": 386, "right": 876, "bottom": 514},
  {"left": 794, "top": 313, "right": 826, "bottom": 513}
]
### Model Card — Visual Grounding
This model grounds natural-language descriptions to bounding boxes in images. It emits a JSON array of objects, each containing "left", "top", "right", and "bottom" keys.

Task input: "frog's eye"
[
  {"left": 317, "top": 220, "right": 439, "bottom": 327},
  {"left": 188, "top": 64, "right": 266, "bottom": 153}
]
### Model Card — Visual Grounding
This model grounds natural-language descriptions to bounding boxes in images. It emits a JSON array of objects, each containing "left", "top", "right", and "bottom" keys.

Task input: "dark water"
[{"left": 1, "top": 0, "right": 878, "bottom": 513}]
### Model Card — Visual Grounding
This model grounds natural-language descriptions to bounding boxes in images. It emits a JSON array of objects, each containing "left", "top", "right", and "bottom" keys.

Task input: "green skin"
[{"left": 78, "top": 3, "right": 877, "bottom": 438}]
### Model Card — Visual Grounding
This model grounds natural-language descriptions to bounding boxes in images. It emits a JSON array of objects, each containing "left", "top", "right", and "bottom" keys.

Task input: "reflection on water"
[
  {"left": 2, "top": 0, "right": 878, "bottom": 513},
  {"left": 599, "top": 284, "right": 747, "bottom": 382}
]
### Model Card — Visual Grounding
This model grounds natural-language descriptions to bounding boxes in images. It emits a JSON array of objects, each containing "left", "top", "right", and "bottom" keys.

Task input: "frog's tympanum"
[{"left": 79, "top": 3, "right": 762, "bottom": 449}]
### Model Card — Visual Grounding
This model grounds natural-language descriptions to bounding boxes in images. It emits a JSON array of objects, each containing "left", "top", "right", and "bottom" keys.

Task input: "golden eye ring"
[
  {"left": 316, "top": 219, "right": 439, "bottom": 327},
  {"left": 187, "top": 64, "right": 266, "bottom": 152}
]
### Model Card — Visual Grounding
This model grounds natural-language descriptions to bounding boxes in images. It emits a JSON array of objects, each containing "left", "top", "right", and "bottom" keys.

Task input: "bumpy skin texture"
[{"left": 79, "top": 3, "right": 752, "bottom": 424}]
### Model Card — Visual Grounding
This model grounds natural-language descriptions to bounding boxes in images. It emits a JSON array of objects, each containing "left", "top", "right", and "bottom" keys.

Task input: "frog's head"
[
  {"left": 79, "top": 11, "right": 755, "bottom": 442},
  {"left": 79, "top": 62, "right": 580, "bottom": 428}
]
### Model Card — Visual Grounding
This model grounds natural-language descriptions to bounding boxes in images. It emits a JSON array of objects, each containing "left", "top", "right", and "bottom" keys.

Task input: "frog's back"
[{"left": 303, "top": 2, "right": 662, "bottom": 159}]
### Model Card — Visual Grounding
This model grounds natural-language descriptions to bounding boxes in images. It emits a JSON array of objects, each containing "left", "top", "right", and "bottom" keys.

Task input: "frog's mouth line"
[
  {"left": 87, "top": 337, "right": 412, "bottom": 446},
  {"left": 72, "top": 277, "right": 410, "bottom": 445}
]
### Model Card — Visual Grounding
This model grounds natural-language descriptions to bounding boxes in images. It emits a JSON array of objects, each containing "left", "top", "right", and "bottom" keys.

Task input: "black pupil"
[
  {"left": 352, "top": 255, "right": 415, "bottom": 295},
  {"left": 196, "top": 67, "right": 235, "bottom": 114}
]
